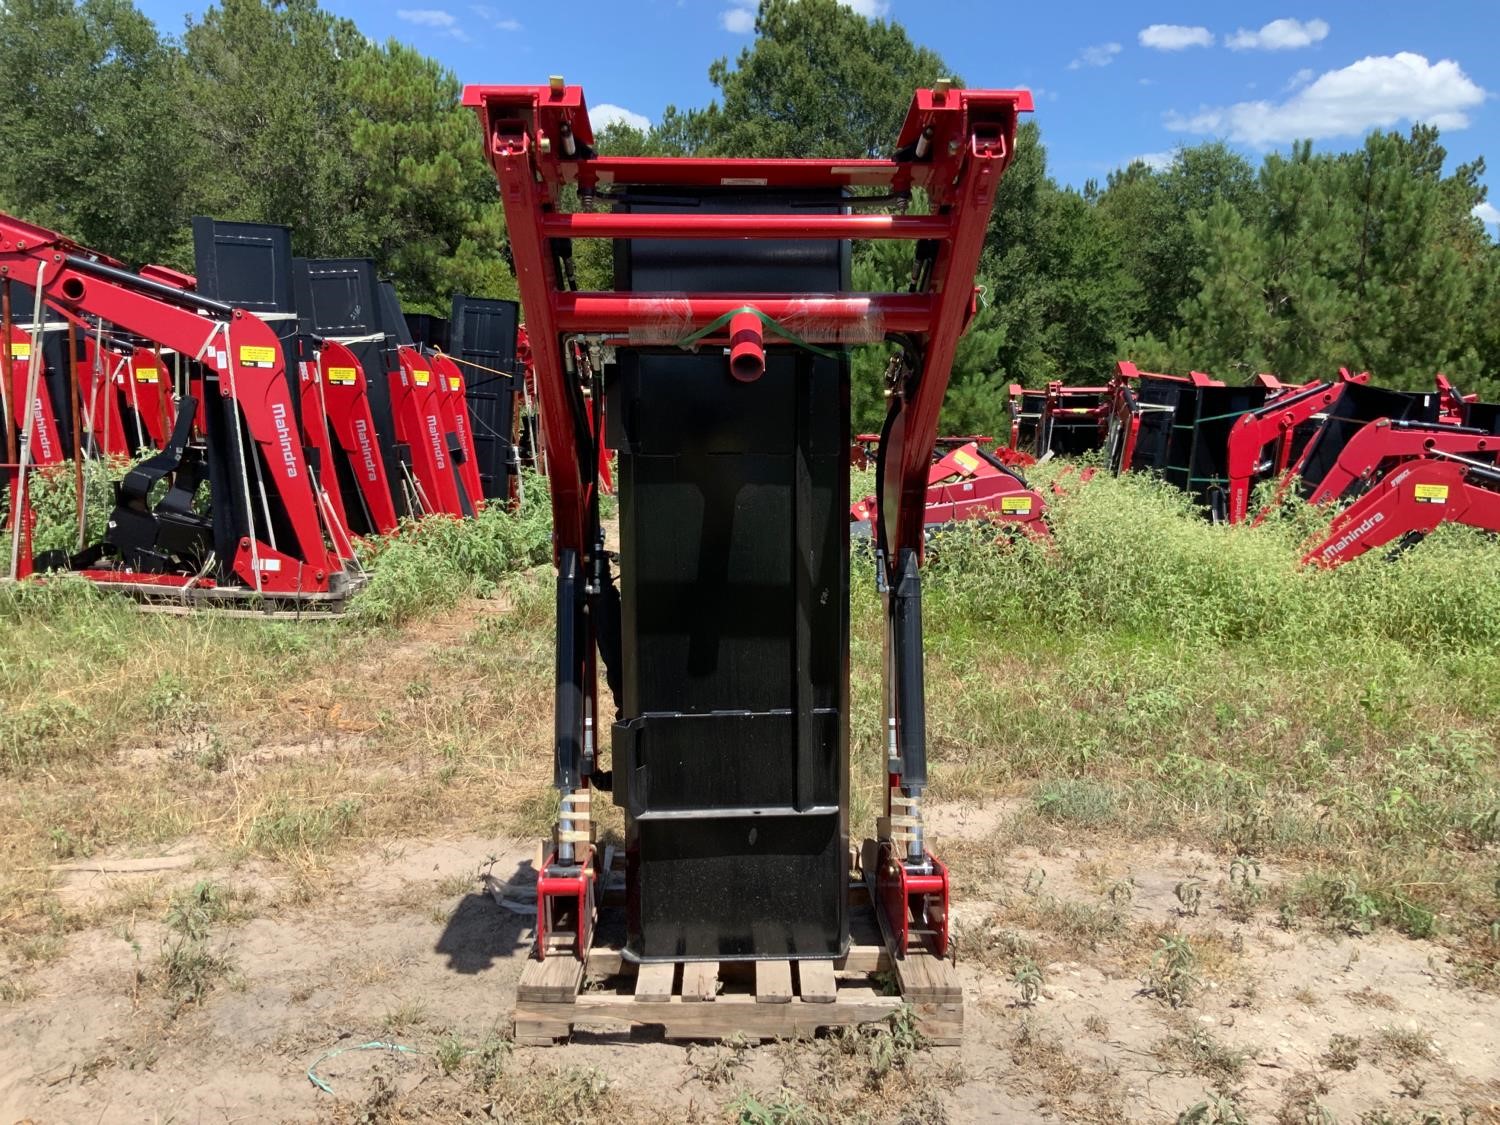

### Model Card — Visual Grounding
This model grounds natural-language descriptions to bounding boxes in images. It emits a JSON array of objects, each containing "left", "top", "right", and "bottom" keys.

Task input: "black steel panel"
[
  {"left": 450, "top": 294, "right": 522, "bottom": 502},
  {"left": 405, "top": 313, "right": 450, "bottom": 352},
  {"left": 1461, "top": 400, "right": 1500, "bottom": 434},
  {"left": 1186, "top": 384, "right": 1271, "bottom": 516},
  {"left": 1128, "top": 376, "right": 1185, "bottom": 472},
  {"left": 1298, "top": 383, "right": 1440, "bottom": 493},
  {"left": 292, "top": 258, "right": 412, "bottom": 518},
  {"left": 379, "top": 282, "right": 415, "bottom": 346},
  {"left": 609, "top": 189, "right": 850, "bottom": 961},
  {"left": 191, "top": 217, "right": 297, "bottom": 332}
]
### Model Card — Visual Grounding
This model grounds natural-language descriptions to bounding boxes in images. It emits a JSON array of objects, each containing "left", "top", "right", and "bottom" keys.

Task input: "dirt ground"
[
  {"left": 3, "top": 797, "right": 1497, "bottom": 1124},
  {"left": 2, "top": 584, "right": 1498, "bottom": 1124}
]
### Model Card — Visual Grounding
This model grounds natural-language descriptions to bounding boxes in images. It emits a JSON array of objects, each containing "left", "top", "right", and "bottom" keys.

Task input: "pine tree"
[
  {"left": 339, "top": 40, "right": 515, "bottom": 310},
  {"left": 0, "top": 0, "right": 193, "bottom": 264}
]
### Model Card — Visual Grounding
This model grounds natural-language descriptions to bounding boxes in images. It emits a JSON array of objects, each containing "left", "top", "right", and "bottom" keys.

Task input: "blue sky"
[{"left": 136, "top": 0, "right": 1500, "bottom": 233}]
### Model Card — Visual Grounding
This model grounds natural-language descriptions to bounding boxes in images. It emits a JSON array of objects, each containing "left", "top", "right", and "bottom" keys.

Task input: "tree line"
[{"left": 2, "top": 0, "right": 1495, "bottom": 435}]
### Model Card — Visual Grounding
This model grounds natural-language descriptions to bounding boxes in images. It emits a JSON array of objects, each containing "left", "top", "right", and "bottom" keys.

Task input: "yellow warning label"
[
  {"left": 10, "top": 342, "right": 31, "bottom": 359},
  {"left": 1000, "top": 497, "right": 1034, "bottom": 515},
  {"left": 448, "top": 376, "right": 461, "bottom": 391},
  {"left": 238, "top": 344, "right": 277, "bottom": 368},
  {"left": 327, "top": 366, "right": 357, "bottom": 385},
  {"left": 1413, "top": 483, "right": 1449, "bottom": 503},
  {"left": 134, "top": 366, "right": 159, "bottom": 384},
  {"left": 413, "top": 369, "right": 431, "bottom": 386},
  {"left": 953, "top": 449, "right": 979, "bottom": 473}
]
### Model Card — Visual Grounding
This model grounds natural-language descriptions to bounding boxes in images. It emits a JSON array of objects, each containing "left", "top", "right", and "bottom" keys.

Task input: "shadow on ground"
[{"left": 434, "top": 857, "right": 536, "bottom": 973}]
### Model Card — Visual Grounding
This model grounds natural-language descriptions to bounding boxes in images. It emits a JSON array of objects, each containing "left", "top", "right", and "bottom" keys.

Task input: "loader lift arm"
[
  {"left": 0, "top": 211, "right": 348, "bottom": 597},
  {"left": 1223, "top": 370, "right": 1369, "bottom": 523},
  {"left": 1303, "top": 453, "right": 1500, "bottom": 567},
  {"left": 468, "top": 80, "right": 1029, "bottom": 960},
  {"left": 1305, "top": 418, "right": 1499, "bottom": 506}
]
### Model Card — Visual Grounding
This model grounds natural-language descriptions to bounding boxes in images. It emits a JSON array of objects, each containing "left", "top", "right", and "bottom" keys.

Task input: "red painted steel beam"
[
  {"left": 551, "top": 292, "right": 933, "bottom": 343},
  {"left": 558, "top": 156, "right": 915, "bottom": 191},
  {"left": 484, "top": 125, "right": 590, "bottom": 562},
  {"left": 464, "top": 82, "right": 1032, "bottom": 204},
  {"left": 542, "top": 213, "right": 952, "bottom": 240},
  {"left": 878, "top": 132, "right": 1016, "bottom": 567}
]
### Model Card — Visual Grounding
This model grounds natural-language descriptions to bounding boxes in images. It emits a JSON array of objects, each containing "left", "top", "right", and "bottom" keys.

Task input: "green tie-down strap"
[{"left": 673, "top": 305, "right": 842, "bottom": 361}]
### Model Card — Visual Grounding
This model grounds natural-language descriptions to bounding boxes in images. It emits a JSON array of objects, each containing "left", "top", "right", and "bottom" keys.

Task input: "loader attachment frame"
[
  {"left": 468, "top": 79, "right": 1029, "bottom": 961},
  {"left": 1305, "top": 417, "right": 1500, "bottom": 506},
  {"left": 1303, "top": 454, "right": 1500, "bottom": 567},
  {"left": 0, "top": 210, "right": 350, "bottom": 599}
]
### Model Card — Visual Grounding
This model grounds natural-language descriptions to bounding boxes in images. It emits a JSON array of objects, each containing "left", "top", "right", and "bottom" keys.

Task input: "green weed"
[
  {"left": 245, "top": 798, "right": 360, "bottom": 858},
  {"left": 1145, "top": 934, "right": 1201, "bottom": 1008},
  {"left": 350, "top": 471, "right": 551, "bottom": 626}
]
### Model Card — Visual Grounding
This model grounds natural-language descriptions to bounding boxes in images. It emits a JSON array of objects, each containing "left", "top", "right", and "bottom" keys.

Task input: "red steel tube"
[
  {"left": 552, "top": 292, "right": 933, "bottom": 343},
  {"left": 542, "top": 212, "right": 952, "bottom": 241},
  {"left": 727, "top": 311, "right": 764, "bottom": 382},
  {"left": 904, "top": 874, "right": 946, "bottom": 893}
]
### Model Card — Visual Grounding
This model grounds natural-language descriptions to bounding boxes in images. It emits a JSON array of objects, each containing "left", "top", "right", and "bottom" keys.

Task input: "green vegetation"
[
  {"left": 3, "top": 0, "right": 1493, "bottom": 432},
  {"left": 0, "top": 459, "right": 1494, "bottom": 1117},
  {"left": 351, "top": 470, "right": 552, "bottom": 626}
]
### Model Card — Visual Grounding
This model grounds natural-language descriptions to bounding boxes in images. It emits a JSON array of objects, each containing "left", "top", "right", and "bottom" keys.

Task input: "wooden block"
[
  {"left": 893, "top": 951, "right": 962, "bottom": 1004},
  {"left": 634, "top": 961, "right": 675, "bottom": 1003},
  {"left": 861, "top": 838, "right": 963, "bottom": 1005},
  {"left": 798, "top": 959, "right": 837, "bottom": 1003},
  {"left": 910, "top": 1001, "right": 965, "bottom": 1047},
  {"left": 755, "top": 960, "right": 793, "bottom": 1004},
  {"left": 682, "top": 961, "right": 719, "bottom": 1002},
  {"left": 513, "top": 1016, "right": 571, "bottom": 1045},
  {"left": 585, "top": 946, "right": 624, "bottom": 978},
  {"left": 524, "top": 990, "right": 903, "bottom": 1042},
  {"left": 836, "top": 945, "right": 890, "bottom": 975},
  {"left": 516, "top": 952, "right": 584, "bottom": 1003}
]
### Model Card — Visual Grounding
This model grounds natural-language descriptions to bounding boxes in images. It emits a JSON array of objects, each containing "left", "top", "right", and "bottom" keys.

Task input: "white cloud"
[
  {"left": 723, "top": 0, "right": 882, "bottom": 33},
  {"left": 398, "top": 8, "right": 455, "bottom": 28},
  {"left": 468, "top": 4, "right": 519, "bottom": 28},
  {"left": 1069, "top": 42, "right": 1122, "bottom": 70},
  {"left": 1285, "top": 67, "right": 1314, "bottom": 90},
  {"left": 1227, "top": 18, "right": 1330, "bottom": 51},
  {"left": 1139, "top": 24, "right": 1213, "bottom": 50},
  {"left": 592, "top": 103, "right": 652, "bottom": 133},
  {"left": 1132, "top": 151, "right": 1175, "bottom": 170},
  {"left": 397, "top": 7, "right": 471, "bottom": 39},
  {"left": 720, "top": 4, "right": 754, "bottom": 32},
  {"left": 1475, "top": 201, "right": 1500, "bottom": 227},
  {"left": 1017, "top": 84, "right": 1057, "bottom": 103},
  {"left": 1165, "top": 52, "right": 1487, "bottom": 146}
]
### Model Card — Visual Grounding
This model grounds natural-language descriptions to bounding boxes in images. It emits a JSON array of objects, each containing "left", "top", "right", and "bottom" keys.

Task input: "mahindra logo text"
[
  {"left": 31, "top": 402, "right": 55, "bottom": 462},
  {"left": 1321, "top": 511, "right": 1384, "bottom": 560},
  {"left": 353, "top": 419, "right": 379, "bottom": 482},
  {"left": 270, "top": 402, "right": 299, "bottom": 478},
  {"left": 427, "top": 416, "right": 446, "bottom": 468}
]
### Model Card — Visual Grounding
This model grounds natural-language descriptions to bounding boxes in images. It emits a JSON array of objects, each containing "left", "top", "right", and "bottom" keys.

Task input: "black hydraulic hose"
[
  {"left": 554, "top": 548, "right": 583, "bottom": 793},
  {"left": 63, "top": 255, "right": 236, "bottom": 319},
  {"left": 893, "top": 547, "right": 927, "bottom": 792}
]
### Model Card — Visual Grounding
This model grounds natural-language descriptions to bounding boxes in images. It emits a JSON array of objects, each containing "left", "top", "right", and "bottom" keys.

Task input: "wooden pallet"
[{"left": 512, "top": 845, "right": 962, "bottom": 1046}]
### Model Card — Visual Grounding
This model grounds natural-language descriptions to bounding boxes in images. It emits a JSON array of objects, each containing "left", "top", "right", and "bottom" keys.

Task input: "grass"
[
  {"left": 350, "top": 470, "right": 552, "bottom": 626},
  {"left": 886, "top": 467, "right": 1500, "bottom": 957},
  {"left": 2, "top": 456, "right": 1499, "bottom": 1023}
]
